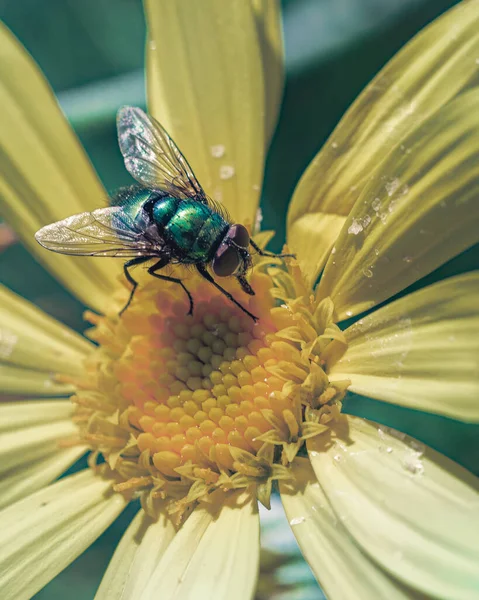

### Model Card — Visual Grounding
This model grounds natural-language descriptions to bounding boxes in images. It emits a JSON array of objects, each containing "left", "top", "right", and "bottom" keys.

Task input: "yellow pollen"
[{"left": 75, "top": 252, "right": 349, "bottom": 514}]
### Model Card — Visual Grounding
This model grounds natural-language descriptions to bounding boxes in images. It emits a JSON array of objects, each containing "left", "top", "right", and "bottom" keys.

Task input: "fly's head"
[{"left": 211, "top": 224, "right": 253, "bottom": 292}]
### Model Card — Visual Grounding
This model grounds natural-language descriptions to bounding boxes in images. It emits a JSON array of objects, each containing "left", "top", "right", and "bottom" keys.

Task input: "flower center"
[
  {"left": 73, "top": 251, "right": 349, "bottom": 516},
  {"left": 122, "top": 290, "right": 283, "bottom": 477}
]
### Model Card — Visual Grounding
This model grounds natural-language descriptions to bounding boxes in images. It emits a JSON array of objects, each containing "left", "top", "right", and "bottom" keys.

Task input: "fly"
[{"left": 35, "top": 107, "right": 293, "bottom": 321}]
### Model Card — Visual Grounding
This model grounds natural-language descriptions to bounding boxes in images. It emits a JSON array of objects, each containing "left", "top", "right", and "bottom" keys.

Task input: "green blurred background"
[{"left": 1, "top": 0, "right": 477, "bottom": 598}]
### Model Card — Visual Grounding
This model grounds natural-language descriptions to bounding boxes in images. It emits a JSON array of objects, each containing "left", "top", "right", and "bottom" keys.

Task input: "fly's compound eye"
[
  {"left": 227, "top": 224, "right": 250, "bottom": 248},
  {"left": 212, "top": 244, "right": 241, "bottom": 277}
]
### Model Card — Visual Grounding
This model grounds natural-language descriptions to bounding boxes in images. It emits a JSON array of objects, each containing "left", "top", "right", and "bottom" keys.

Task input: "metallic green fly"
[{"left": 35, "top": 107, "right": 292, "bottom": 321}]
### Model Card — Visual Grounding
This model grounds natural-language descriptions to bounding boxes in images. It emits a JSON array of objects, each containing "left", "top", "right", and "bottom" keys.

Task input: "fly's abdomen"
[{"left": 165, "top": 200, "right": 228, "bottom": 262}]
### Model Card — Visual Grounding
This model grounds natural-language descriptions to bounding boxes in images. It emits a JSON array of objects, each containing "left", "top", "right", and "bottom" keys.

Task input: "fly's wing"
[
  {"left": 35, "top": 206, "right": 163, "bottom": 258},
  {"left": 117, "top": 106, "right": 206, "bottom": 202}
]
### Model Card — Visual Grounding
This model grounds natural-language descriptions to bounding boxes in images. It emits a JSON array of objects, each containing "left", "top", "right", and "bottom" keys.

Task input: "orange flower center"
[{"left": 73, "top": 253, "right": 349, "bottom": 516}]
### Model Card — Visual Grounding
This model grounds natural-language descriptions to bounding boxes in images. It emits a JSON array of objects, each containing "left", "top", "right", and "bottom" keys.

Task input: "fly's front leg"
[
  {"left": 120, "top": 256, "right": 152, "bottom": 315},
  {"left": 148, "top": 257, "right": 194, "bottom": 316},
  {"left": 237, "top": 274, "right": 255, "bottom": 296},
  {"left": 249, "top": 238, "right": 295, "bottom": 259},
  {"left": 196, "top": 264, "right": 258, "bottom": 322}
]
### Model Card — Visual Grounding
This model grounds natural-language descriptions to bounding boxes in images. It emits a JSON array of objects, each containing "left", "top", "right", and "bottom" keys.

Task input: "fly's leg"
[
  {"left": 237, "top": 274, "right": 255, "bottom": 296},
  {"left": 196, "top": 264, "right": 258, "bottom": 322},
  {"left": 120, "top": 256, "right": 152, "bottom": 315},
  {"left": 249, "top": 238, "right": 295, "bottom": 259},
  {"left": 148, "top": 258, "right": 194, "bottom": 316}
]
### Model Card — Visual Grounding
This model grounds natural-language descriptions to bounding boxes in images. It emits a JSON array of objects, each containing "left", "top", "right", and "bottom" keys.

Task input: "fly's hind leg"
[
  {"left": 148, "top": 257, "right": 194, "bottom": 316},
  {"left": 196, "top": 264, "right": 258, "bottom": 322},
  {"left": 249, "top": 238, "right": 295, "bottom": 259},
  {"left": 120, "top": 256, "right": 152, "bottom": 315}
]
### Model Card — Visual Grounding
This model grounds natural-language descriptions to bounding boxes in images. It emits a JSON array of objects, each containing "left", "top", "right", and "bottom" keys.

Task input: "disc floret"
[{"left": 73, "top": 252, "right": 349, "bottom": 518}]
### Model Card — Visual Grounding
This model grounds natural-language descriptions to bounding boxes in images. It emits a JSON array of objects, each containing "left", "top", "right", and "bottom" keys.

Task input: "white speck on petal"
[
  {"left": 348, "top": 219, "right": 363, "bottom": 235},
  {"left": 402, "top": 454, "right": 424, "bottom": 476},
  {"left": 385, "top": 178, "right": 400, "bottom": 196},
  {"left": 253, "top": 208, "right": 263, "bottom": 234},
  {"left": 362, "top": 267, "right": 373, "bottom": 278},
  {"left": 360, "top": 214, "right": 371, "bottom": 228},
  {"left": 219, "top": 165, "right": 235, "bottom": 180},
  {"left": 290, "top": 516, "right": 306, "bottom": 526},
  {"left": 331, "top": 141, "right": 338, "bottom": 149},
  {"left": 403, "top": 256, "right": 413, "bottom": 263},
  {"left": 0, "top": 329, "right": 18, "bottom": 359},
  {"left": 210, "top": 144, "right": 225, "bottom": 158}
]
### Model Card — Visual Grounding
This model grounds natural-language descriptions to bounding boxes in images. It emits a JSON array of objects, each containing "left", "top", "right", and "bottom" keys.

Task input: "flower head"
[{"left": 1, "top": 1, "right": 479, "bottom": 599}]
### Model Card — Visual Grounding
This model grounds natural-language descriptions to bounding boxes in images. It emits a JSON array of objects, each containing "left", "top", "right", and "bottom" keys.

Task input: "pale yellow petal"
[
  {"left": 0, "top": 364, "right": 75, "bottom": 397},
  {"left": 287, "top": 213, "right": 347, "bottom": 288},
  {"left": 0, "top": 419, "right": 78, "bottom": 474},
  {"left": 307, "top": 416, "right": 479, "bottom": 599},
  {"left": 95, "top": 509, "right": 175, "bottom": 600},
  {"left": 141, "top": 492, "right": 259, "bottom": 600},
  {"left": 0, "top": 446, "right": 85, "bottom": 509},
  {"left": 251, "top": 0, "right": 284, "bottom": 145},
  {"left": 288, "top": 0, "right": 479, "bottom": 285},
  {"left": 0, "top": 285, "right": 92, "bottom": 376},
  {"left": 317, "top": 89, "right": 479, "bottom": 319},
  {"left": 329, "top": 273, "right": 479, "bottom": 421},
  {"left": 0, "top": 399, "right": 74, "bottom": 431},
  {"left": 0, "top": 23, "right": 120, "bottom": 312},
  {"left": 0, "top": 399, "right": 81, "bottom": 498},
  {"left": 0, "top": 469, "right": 127, "bottom": 599},
  {"left": 280, "top": 458, "right": 424, "bottom": 600},
  {"left": 145, "top": 0, "right": 265, "bottom": 223}
]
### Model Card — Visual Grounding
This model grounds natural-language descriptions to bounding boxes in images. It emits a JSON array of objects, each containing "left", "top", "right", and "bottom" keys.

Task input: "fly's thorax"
[
  {"left": 164, "top": 200, "right": 229, "bottom": 262},
  {"left": 151, "top": 196, "right": 181, "bottom": 227},
  {"left": 121, "top": 188, "right": 163, "bottom": 223}
]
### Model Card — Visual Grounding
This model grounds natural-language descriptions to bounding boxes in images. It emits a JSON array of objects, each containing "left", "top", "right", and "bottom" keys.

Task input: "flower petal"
[
  {"left": 288, "top": 0, "right": 479, "bottom": 286},
  {"left": 307, "top": 416, "right": 479, "bottom": 599},
  {"left": 0, "top": 446, "right": 85, "bottom": 509},
  {"left": 280, "top": 458, "right": 423, "bottom": 599},
  {"left": 0, "top": 469, "right": 127, "bottom": 599},
  {"left": 0, "top": 400, "right": 81, "bottom": 488},
  {"left": 141, "top": 492, "right": 259, "bottom": 600},
  {"left": 95, "top": 509, "right": 175, "bottom": 600},
  {"left": 145, "top": 0, "right": 265, "bottom": 223},
  {"left": 0, "top": 364, "right": 75, "bottom": 397},
  {"left": 317, "top": 87, "right": 479, "bottom": 320},
  {"left": 0, "top": 419, "right": 79, "bottom": 476},
  {"left": 251, "top": 0, "right": 284, "bottom": 145},
  {"left": 0, "top": 23, "right": 120, "bottom": 312},
  {"left": 0, "top": 399, "right": 74, "bottom": 432},
  {"left": 329, "top": 272, "right": 479, "bottom": 422},
  {"left": 0, "top": 285, "right": 92, "bottom": 376}
]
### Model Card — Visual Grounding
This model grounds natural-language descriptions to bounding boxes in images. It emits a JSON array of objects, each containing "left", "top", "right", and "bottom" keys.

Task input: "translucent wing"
[
  {"left": 35, "top": 206, "right": 163, "bottom": 258},
  {"left": 117, "top": 106, "right": 205, "bottom": 201}
]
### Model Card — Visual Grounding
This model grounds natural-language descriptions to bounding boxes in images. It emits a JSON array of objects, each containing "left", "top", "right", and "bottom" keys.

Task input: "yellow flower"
[{"left": 1, "top": 1, "right": 479, "bottom": 599}]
